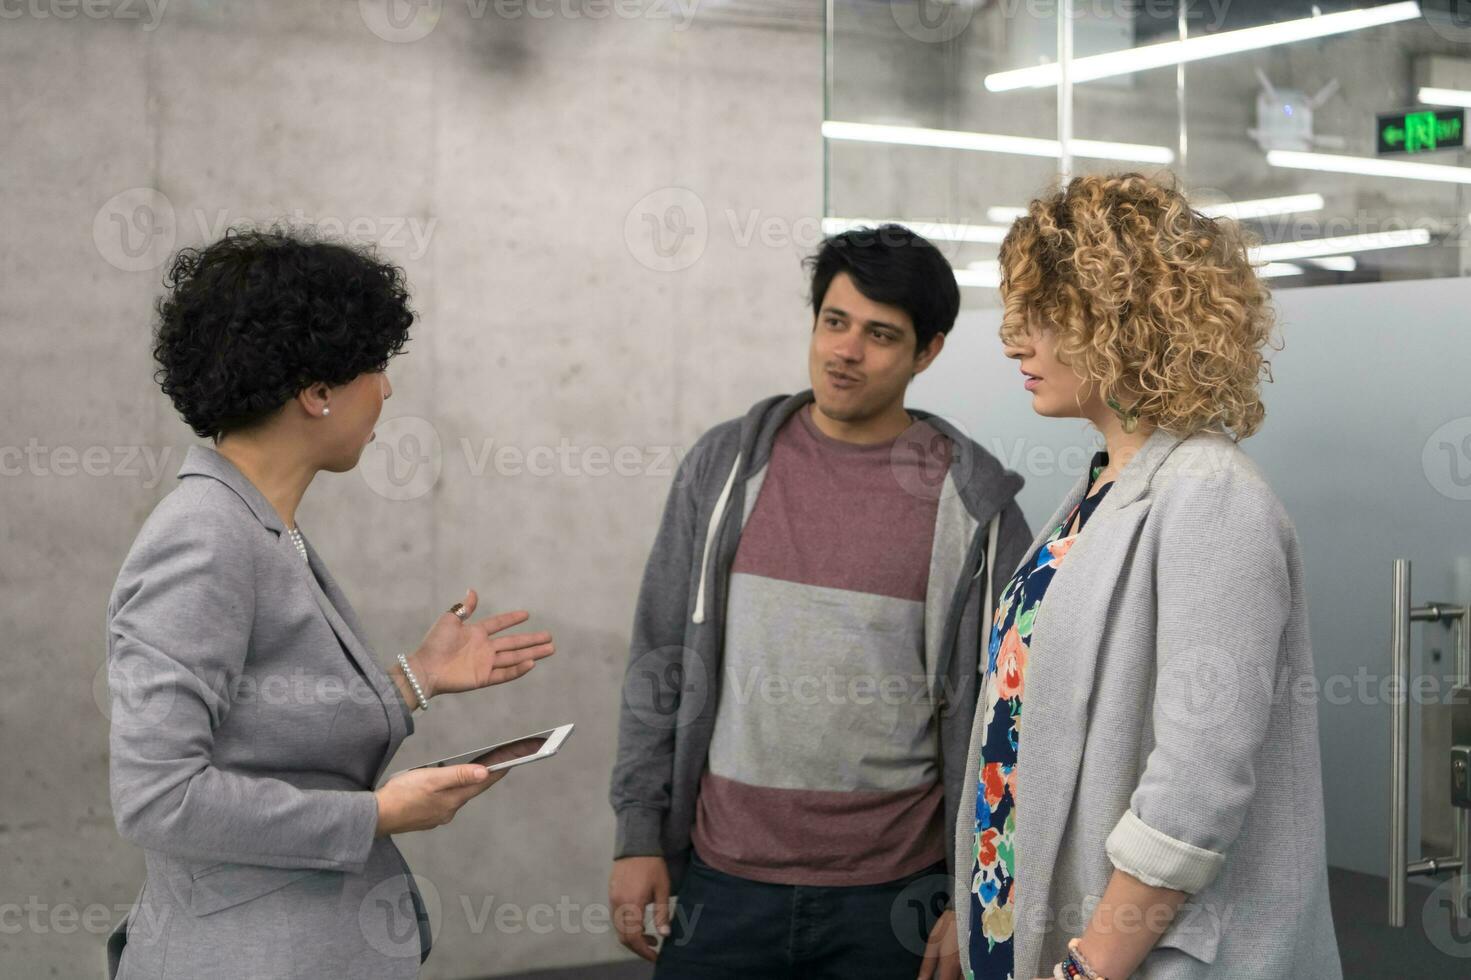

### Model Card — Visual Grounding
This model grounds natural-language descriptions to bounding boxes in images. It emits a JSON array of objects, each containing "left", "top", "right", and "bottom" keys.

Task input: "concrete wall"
[{"left": 0, "top": 3, "right": 820, "bottom": 976}]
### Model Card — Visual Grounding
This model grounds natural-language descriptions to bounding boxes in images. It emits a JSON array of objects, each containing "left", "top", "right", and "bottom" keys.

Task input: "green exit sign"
[{"left": 1378, "top": 108, "right": 1465, "bottom": 155}]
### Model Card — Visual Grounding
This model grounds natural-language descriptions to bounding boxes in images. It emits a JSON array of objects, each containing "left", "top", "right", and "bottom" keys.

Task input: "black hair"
[
  {"left": 803, "top": 223, "right": 960, "bottom": 353},
  {"left": 152, "top": 226, "right": 415, "bottom": 441}
]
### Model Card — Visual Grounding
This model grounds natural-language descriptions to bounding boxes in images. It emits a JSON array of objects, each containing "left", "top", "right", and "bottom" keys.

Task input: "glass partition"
[{"left": 826, "top": 0, "right": 1471, "bottom": 307}]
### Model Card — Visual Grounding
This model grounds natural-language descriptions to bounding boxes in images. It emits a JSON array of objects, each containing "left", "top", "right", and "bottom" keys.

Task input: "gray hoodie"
[{"left": 609, "top": 390, "right": 1032, "bottom": 893}]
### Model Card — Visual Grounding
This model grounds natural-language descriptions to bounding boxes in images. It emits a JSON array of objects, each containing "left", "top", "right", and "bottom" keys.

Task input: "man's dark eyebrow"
[{"left": 819, "top": 305, "right": 904, "bottom": 334}]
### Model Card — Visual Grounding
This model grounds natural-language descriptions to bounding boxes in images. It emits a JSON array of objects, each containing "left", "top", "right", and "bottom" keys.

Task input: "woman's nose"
[{"left": 382, "top": 374, "right": 393, "bottom": 400}]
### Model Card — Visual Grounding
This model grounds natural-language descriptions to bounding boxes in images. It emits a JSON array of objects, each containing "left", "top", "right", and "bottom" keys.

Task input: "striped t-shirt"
[{"left": 690, "top": 402, "right": 952, "bottom": 886}]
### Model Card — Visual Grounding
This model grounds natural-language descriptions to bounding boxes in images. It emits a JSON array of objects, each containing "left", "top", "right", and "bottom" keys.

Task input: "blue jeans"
[{"left": 653, "top": 849, "right": 950, "bottom": 980}]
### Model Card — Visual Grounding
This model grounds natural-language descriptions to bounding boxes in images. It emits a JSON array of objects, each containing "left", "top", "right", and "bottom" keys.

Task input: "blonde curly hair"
[{"left": 998, "top": 172, "right": 1278, "bottom": 441}]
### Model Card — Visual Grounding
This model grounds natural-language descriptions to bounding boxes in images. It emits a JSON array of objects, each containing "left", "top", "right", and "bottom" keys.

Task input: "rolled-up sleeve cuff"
[
  {"left": 1105, "top": 808, "right": 1224, "bottom": 894},
  {"left": 614, "top": 806, "right": 665, "bottom": 859}
]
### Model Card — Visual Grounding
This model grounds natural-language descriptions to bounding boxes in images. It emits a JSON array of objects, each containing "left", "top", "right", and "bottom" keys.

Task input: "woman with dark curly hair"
[
  {"left": 104, "top": 228, "right": 556, "bottom": 979},
  {"left": 949, "top": 174, "right": 1341, "bottom": 980}
]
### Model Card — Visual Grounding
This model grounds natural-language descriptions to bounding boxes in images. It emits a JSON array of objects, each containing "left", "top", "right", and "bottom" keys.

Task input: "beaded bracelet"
[
  {"left": 1062, "top": 936, "right": 1108, "bottom": 980},
  {"left": 395, "top": 653, "right": 430, "bottom": 712},
  {"left": 1054, "top": 955, "right": 1090, "bottom": 980}
]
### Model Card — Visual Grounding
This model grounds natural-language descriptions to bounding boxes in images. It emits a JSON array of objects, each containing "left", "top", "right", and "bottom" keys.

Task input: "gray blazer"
[
  {"left": 105, "top": 445, "right": 429, "bottom": 979},
  {"left": 954, "top": 428, "right": 1342, "bottom": 979}
]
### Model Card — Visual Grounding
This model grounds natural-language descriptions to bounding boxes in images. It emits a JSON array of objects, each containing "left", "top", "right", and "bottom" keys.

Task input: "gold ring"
[{"left": 448, "top": 601, "right": 469, "bottom": 622}]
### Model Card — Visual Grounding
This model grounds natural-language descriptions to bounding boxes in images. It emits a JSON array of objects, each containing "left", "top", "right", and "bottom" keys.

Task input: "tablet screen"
[
  {"left": 471, "top": 735, "right": 548, "bottom": 768},
  {"left": 409, "top": 726, "right": 569, "bottom": 773}
]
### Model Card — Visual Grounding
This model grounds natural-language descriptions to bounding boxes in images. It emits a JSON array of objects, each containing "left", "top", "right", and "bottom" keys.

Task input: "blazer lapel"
[
  {"left": 1010, "top": 428, "right": 1185, "bottom": 978},
  {"left": 287, "top": 532, "right": 410, "bottom": 782},
  {"left": 177, "top": 445, "right": 412, "bottom": 782}
]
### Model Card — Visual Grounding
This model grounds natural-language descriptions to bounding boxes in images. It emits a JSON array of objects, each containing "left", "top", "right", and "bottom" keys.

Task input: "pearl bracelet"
[{"left": 395, "top": 653, "right": 429, "bottom": 711}]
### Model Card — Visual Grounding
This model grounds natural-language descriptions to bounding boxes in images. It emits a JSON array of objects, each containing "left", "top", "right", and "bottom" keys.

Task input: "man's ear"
[{"left": 913, "top": 331, "right": 946, "bottom": 376}]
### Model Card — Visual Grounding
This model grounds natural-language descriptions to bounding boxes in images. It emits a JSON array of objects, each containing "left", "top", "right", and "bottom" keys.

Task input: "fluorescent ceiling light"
[
  {"left": 1251, "top": 228, "right": 1432, "bottom": 263},
  {"left": 1418, "top": 86, "right": 1471, "bottom": 109},
  {"left": 1198, "top": 193, "right": 1326, "bottom": 220},
  {"left": 985, "top": 194, "right": 1322, "bottom": 226},
  {"left": 1267, "top": 149, "right": 1471, "bottom": 184},
  {"left": 956, "top": 269, "right": 1000, "bottom": 289},
  {"left": 959, "top": 238, "right": 1405, "bottom": 288},
  {"left": 986, "top": 206, "right": 1029, "bottom": 223},
  {"left": 958, "top": 260, "right": 1001, "bottom": 289},
  {"left": 985, "top": 2, "right": 1420, "bottom": 91},
  {"left": 823, "top": 121, "right": 1175, "bottom": 164},
  {"left": 821, "top": 217, "right": 1011, "bottom": 244}
]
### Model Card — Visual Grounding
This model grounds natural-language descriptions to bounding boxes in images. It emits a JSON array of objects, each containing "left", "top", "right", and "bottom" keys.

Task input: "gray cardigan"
[
  {"left": 954, "top": 428, "right": 1342, "bottom": 979},
  {"left": 104, "top": 446, "right": 428, "bottom": 979}
]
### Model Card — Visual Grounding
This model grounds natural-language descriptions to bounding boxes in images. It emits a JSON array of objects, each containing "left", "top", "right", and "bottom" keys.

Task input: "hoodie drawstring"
[
  {"left": 692, "top": 452, "right": 742, "bottom": 624},
  {"left": 978, "top": 510, "right": 1000, "bottom": 645}
]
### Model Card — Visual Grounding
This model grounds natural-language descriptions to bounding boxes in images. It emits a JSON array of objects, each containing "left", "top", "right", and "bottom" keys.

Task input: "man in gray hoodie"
[{"left": 608, "top": 224, "right": 1032, "bottom": 979}]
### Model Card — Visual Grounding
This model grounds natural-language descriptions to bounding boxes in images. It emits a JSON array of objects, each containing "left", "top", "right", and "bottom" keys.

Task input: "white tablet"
[{"left": 399, "top": 723, "right": 574, "bottom": 776}]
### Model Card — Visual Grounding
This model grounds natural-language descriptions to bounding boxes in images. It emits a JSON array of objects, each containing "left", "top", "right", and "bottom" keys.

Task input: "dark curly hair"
[
  {"left": 153, "top": 226, "right": 415, "bottom": 440},
  {"left": 805, "top": 223, "right": 960, "bottom": 354}
]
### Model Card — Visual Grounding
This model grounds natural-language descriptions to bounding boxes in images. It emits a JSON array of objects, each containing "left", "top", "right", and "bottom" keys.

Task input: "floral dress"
[{"left": 968, "top": 451, "right": 1112, "bottom": 980}]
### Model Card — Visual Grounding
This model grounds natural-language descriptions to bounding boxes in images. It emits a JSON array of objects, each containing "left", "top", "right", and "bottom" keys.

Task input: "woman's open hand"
[{"left": 401, "top": 589, "right": 555, "bottom": 701}]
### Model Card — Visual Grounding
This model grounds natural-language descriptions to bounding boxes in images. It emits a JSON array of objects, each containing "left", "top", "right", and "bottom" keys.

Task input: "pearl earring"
[{"left": 322, "top": 407, "right": 331, "bottom": 417}]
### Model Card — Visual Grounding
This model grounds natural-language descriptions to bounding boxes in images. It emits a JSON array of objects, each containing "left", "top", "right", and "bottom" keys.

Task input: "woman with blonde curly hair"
[{"left": 947, "top": 173, "right": 1341, "bottom": 980}]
